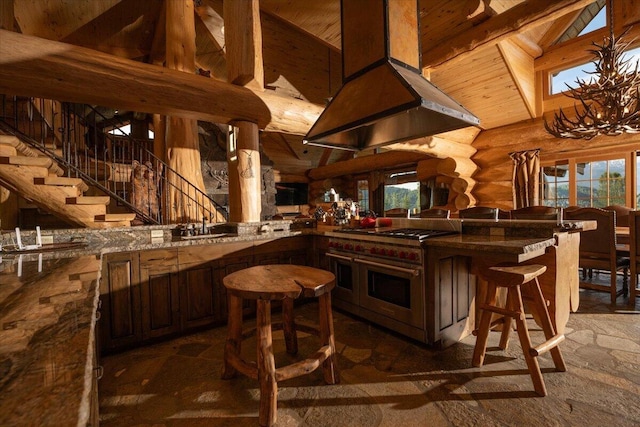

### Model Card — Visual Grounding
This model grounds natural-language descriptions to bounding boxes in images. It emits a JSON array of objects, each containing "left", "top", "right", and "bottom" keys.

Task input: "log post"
[
  {"left": 227, "top": 122, "right": 261, "bottom": 222},
  {"left": 224, "top": 0, "right": 264, "bottom": 222},
  {"left": 165, "top": 0, "right": 216, "bottom": 223}
]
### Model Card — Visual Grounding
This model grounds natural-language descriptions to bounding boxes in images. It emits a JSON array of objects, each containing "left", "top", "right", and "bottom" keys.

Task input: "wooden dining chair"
[
  {"left": 564, "top": 207, "right": 630, "bottom": 305},
  {"left": 511, "top": 206, "right": 558, "bottom": 220},
  {"left": 384, "top": 208, "right": 408, "bottom": 217},
  {"left": 419, "top": 208, "right": 450, "bottom": 219},
  {"left": 603, "top": 205, "right": 633, "bottom": 227},
  {"left": 459, "top": 206, "right": 499, "bottom": 219},
  {"left": 630, "top": 210, "right": 639, "bottom": 307}
]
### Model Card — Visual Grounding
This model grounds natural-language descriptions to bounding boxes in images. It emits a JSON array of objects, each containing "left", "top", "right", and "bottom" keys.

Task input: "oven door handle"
[
  {"left": 326, "top": 253, "right": 353, "bottom": 262},
  {"left": 354, "top": 258, "right": 421, "bottom": 276}
]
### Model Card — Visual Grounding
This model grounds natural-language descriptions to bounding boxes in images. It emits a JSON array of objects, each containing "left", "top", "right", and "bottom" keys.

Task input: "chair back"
[
  {"left": 603, "top": 205, "right": 633, "bottom": 227},
  {"left": 384, "top": 208, "right": 408, "bottom": 218},
  {"left": 631, "top": 210, "right": 639, "bottom": 263},
  {"left": 420, "top": 208, "right": 450, "bottom": 219},
  {"left": 459, "top": 206, "right": 499, "bottom": 219},
  {"left": 564, "top": 207, "right": 616, "bottom": 256},
  {"left": 511, "top": 206, "right": 558, "bottom": 220}
]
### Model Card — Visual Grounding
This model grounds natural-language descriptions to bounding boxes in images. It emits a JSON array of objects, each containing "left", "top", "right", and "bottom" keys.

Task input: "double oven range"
[{"left": 325, "top": 227, "right": 458, "bottom": 344}]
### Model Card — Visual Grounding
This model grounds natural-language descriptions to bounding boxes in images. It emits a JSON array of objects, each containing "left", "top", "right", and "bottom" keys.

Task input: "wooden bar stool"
[
  {"left": 473, "top": 263, "right": 566, "bottom": 396},
  {"left": 222, "top": 264, "right": 340, "bottom": 427}
]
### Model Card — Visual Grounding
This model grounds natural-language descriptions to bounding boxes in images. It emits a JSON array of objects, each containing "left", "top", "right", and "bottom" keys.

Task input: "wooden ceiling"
[{"left": 6, "top": 0, "right": 639, "bottom": 178}]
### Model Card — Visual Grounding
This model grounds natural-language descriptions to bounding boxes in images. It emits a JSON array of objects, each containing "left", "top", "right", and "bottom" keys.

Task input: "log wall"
[{"left": 471, "top": 117, "right": 640, "bottom": 210}]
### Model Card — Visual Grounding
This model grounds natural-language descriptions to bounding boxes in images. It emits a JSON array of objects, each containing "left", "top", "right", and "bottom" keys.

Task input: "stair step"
[
  {"left": 0, "top": 145, "right": 17, "bottom": 157},
  {"left": 0, "top": 135, "right": 21, "bottom": 147},
  {"left": 94, "top": 213, "right": 136, "bottom": 223},
  {"left": 66, "top": 196, "right": 111, "bottom": 205},
  {"left": 1, "top": 155, "right": 54, "bottom": 168},
  {"left": 0, "top": 135, "right": 39, "bottom": 157},
  {"left": 34, "top": 176, "right": 89, "bottom": 192}
]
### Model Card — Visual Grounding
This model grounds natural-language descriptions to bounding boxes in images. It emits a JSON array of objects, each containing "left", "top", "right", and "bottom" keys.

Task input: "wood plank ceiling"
[{"left": 7, "top": 0, "right": 611, "bottom": 179}]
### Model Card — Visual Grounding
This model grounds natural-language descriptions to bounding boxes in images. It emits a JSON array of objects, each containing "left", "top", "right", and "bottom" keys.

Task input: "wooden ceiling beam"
[
  {"left": 0, "top": 29, "right": 323, "bottom": 135},
  {"left": 498, "top": 39, "right": 536, "bottom": 118},
  {"left": 422, "top": 0, "right": 594, "bottom": 69}
]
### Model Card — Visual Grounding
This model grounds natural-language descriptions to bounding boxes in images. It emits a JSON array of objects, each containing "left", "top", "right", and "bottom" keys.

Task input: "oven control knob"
[
  {"left": 408, "top": 252, "right": 417, "bottom": 261},
  {"left": 370, "top": 247, "right": 377, "bottom": 255},
  {"left": 399, "top": 251, "right": 406, "bottom": 259},
  {"left": 380, "top": 248, "right": 387, "bottom": 256},
  {"left": 355, "top": 245, "right": 362, "bottom": 252},
  {"left": 388, "top": 249, "right": 397, "bottom": 257},
  {"left": 328, "top": 242, "right": 334, "bottom": 248},
  {"left": 345, "top": 243, "right": 353, "bottom": 250}
]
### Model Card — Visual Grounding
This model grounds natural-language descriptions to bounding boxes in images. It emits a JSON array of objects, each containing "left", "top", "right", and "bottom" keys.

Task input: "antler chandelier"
[{"left": 545, "top": 0, "right": 640, "bottom": 140}]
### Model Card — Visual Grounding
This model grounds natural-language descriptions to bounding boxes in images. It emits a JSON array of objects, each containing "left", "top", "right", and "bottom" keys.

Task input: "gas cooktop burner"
[{"left": 333, "top": 228, "right": 456, "bottom": 241}]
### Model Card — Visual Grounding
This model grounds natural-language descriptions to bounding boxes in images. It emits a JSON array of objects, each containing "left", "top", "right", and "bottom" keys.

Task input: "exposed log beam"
[
  {"left": 535, "top": 24, "right": 640, "bottom": 71},
  {"left": 318, "top": 148, "right": 332, "bottom": 167},
  {"left": 0, "top": 29, "right": 323, "bottom": 135},
  {"left": 422, "top": 0, "right": 594, "bottom": 70},
  {"left": 498, "top": 39, "right": 536, "bottom": 119},
  {"left": 224, "top": 0, "right": 264, "bottom": 90}
]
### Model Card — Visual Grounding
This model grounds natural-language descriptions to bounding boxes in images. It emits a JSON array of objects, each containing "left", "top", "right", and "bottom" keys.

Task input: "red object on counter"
[
  {"left": 377, "top": 218, "right": 392, "bottom": 227},
  {"left": 360, "top": 217, "right": 376, "bottom": 228}
]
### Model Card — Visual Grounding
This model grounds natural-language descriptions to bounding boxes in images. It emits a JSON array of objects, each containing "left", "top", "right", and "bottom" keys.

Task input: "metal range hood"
[{"left": 303, "top": 0, "right": 479, "bottom": 151}]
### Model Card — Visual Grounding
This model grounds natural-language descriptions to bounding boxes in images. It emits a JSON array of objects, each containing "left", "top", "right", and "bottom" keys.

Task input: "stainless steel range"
[{"left": 324, "top": 227, "right": 459, "bottom": 344}]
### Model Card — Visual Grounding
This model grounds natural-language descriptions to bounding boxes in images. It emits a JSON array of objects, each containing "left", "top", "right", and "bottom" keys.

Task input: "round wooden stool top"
[
  {"left": 223, "top": 264, "right": 336, "bottom": 301},
  {"left": 480, "top": 264, "right": 547, "bottom": 287}
]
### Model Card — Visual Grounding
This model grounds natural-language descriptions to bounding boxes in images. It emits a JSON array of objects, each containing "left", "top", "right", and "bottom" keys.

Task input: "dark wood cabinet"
[
  {"left": 139, "top": 249, "right": 181, "bottom": 340},
  {"left": 99, "top": 236, "right": 311, "bottom": 353},
  {"left": 99, "top": 251, "right": 141, "bottom": 352}
]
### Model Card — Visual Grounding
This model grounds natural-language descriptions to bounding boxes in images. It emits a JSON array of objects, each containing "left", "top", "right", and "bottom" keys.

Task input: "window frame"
[{"left": 541, "top": 151, "right": 638, "bottom": 209}]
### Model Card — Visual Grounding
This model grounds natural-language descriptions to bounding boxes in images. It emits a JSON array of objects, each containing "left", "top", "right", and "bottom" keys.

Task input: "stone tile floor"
[{"left": 99, "top": 276, "right": 639, "bottom": 426}]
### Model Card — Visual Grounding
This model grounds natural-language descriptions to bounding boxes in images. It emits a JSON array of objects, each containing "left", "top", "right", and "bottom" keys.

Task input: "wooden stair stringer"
[{"left": 0, "top": 160, "right": 132, "bottom": 229}]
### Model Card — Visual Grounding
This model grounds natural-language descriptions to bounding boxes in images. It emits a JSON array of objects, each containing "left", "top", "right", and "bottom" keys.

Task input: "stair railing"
[{"left": 0, "top": 95, "right": 228, "bottom": 225}]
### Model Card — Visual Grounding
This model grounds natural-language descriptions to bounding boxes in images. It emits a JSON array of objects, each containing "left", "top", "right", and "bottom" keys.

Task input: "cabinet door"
[
  {"left": 219, "top": 255, "right": 253, "bottom": 317},
  {"left": 181, "top": 260, "right": 224, "bottom": 330},
  {"left": 140, "top": 249, "right": 180, "bottom": 340},
  {"left": 314, "top": 236, "right": 331, "bottom": 271},
  {"left": 99, "top": 252, "right": 141, "bottom": 352},
  {"left": 434, "top": 255, "right": 475, "bottom": 347}
]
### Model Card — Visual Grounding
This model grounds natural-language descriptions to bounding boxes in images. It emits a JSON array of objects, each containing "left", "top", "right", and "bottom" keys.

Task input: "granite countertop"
[
  {"left": 0, "top": 254, "right": 101, "bottom": 426},
  {"left": 424, "top": 234, "right": 556, "bottom": 262},
  {"left": 0, "top": 220, "right": 589, "bottom": 425}
]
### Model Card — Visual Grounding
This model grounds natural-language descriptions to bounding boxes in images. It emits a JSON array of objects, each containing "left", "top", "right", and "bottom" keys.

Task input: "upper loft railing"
[{"left": 0, "top": 95, "right": 227, "bottom": 225}]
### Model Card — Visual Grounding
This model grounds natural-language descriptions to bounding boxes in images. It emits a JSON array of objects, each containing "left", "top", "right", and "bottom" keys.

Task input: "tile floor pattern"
[{"left": 99, "top": 277, "right": 639, "bottom": 427}]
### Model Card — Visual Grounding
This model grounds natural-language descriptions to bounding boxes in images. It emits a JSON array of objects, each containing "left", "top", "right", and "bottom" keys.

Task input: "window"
[
  {"left": 357, "top": 179, "right": 369, "bottom": 211},
  {"left": 550, "top": 46, "right": 640, "bottom": 95},
  {"left": 541, "top": 154, "right": 637, "bottom": 209},
  {"left": 383, "top": 171, "right": 420, "bottom": 213},
  {"left": 575, "top": 158, "right": 625, "bottom": 207},
  {"left": 541, "top": 163, "right": 570, "bottom": 207}
]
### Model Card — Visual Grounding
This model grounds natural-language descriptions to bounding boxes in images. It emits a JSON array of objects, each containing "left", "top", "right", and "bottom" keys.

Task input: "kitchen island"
[{"left": 0, "top": 219, "right": 591, "bottom": 426}]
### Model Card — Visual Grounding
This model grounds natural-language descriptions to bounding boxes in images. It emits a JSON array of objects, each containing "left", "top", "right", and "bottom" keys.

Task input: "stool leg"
[
  {"left": 508, "top": 286, "right": 546, "bottom": 396},
  {"left": 527, "top": 279, "right": 566, "bottom": 373},
  {"left": 257, "top": 299, "right": 277, "bottom": 427},
  {"left": 282, "top": 297, "right": 298, "bottom": 355},
  {"left": 472, "top": 281, "right": 498, "bottom": 367},
  {"left": 222, "top": 294, "right": 243, "bottom": 380},
  {"left": 498, "top": 288, "right": 512, "bottom": 350},
  {"left": 319, "top": 293, "right": 339, "bottom": 384}
]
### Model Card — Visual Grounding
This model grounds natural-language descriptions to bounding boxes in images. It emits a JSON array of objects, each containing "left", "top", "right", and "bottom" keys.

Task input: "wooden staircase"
[{"left": 0, "top": 134, "right": 135, "bottom": 228}]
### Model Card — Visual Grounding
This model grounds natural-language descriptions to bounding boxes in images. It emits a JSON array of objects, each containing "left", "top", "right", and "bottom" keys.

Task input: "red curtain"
[{"left": 510, "top": 149, "right": 540, "bottom": 209}]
